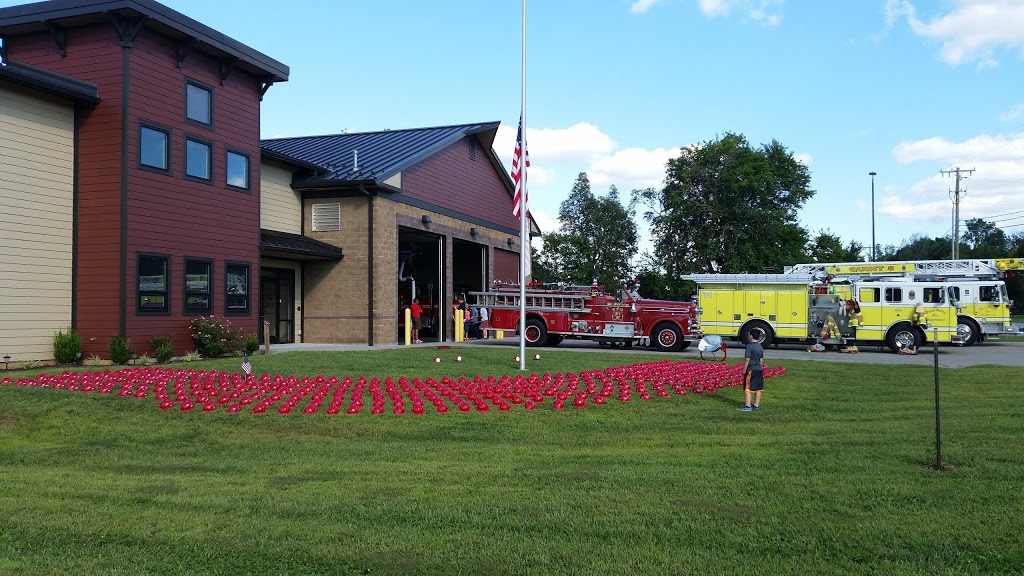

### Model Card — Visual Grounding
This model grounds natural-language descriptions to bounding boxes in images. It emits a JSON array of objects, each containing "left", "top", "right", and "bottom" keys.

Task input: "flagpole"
[{"left": 518, "top": 0, "right": 527, "bottom": 371}]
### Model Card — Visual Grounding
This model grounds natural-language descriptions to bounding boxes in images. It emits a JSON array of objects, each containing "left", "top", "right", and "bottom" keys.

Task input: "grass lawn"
[{"left": 1, "top": 347, "right": 1021, "bottom": 575}]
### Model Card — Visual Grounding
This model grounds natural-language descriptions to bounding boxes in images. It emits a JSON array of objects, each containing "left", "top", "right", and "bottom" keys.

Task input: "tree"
[
  {"left": 806, "top": 230, "right": 864, "bottom": 263},
  {"left": 636, "top": 132, "right": 813, "bottom": 275},
  {"left": 883, "top": 234, "right": 952, "bottom": 261},
  {"left": 535, "top": 173, "right": 638, "bottom": 286},
  {"left": 963, "top": 218, "right": 1008, "bottom": 258}
]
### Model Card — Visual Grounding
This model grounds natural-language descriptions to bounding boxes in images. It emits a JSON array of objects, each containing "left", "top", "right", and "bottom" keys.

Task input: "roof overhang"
[
  {"left": 260, "top": 229, "right": 343, "bottom": 261},
  {"left": 0, "top": 59, "right": 99, "bottom": 103},
  {"left": 0, "top": 0, "right": 288, "bottom": 82}
]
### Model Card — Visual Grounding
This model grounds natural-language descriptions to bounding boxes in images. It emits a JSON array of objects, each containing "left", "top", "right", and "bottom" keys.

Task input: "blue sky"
[{"left": 7, "top": 0, "right": 1024, "bottom": 259}]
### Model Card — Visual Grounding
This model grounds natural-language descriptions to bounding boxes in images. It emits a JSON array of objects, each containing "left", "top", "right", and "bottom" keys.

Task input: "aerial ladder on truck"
[{"left": 785, "top": 258, "right": 1022, "bottom": 345}]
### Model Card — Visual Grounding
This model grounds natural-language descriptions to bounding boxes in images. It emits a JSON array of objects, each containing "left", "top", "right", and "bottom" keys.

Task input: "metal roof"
[
  {"left": 0, "top": 0, "right": 289, "bottom": 82},
  {"left": 260, "top": 229, "right": 342, "bottom": 261},
  {"left": 260, "top": 122, "right": 501, "bottom": 188},
  {"left": 0, "top": 59, "right": 99, "bottom": 103}
]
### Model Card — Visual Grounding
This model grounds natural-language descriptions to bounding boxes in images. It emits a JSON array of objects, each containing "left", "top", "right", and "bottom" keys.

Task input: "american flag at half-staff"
[
  {"left": 241, "top": 356, "right": 252, "bottom": 376},
  {"left": 511, "top": 114, "right": 530, "bottom": 219}
]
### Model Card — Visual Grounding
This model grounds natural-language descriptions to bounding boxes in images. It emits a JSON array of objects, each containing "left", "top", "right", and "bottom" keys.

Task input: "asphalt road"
[{"left": 464, "top": 336, "right": 1024, "bottom": 368}]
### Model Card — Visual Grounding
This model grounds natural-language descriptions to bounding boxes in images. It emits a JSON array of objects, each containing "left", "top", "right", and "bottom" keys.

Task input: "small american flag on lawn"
[{"left": 241, "top": 356, "right": 252, "bottom": 376}]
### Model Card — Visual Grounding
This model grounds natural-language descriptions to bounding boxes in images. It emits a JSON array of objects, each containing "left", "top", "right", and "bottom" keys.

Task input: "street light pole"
[{"left": 869, "top": 172, "right": 877, "bottom": 261}]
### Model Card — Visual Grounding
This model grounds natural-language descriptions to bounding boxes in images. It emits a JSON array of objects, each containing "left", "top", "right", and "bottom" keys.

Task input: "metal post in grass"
[
  {"left": 933, "top": 327, "right": 942, "bottom": 469},
  {"left": 263, "top": 321, "right": 271, "bottom": 356}
]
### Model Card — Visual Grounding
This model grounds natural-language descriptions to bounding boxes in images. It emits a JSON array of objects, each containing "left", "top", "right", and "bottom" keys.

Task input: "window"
[
  {"left": 225, "top": 262, "right": 250, "bottom": 314},
  {"left": 979, "top": 286, "right": 999, "bottom": 302},
  {"left": 226, "top": 149, "right": 250, "bottom": 190},
  {"left": 139, "top": 124, "right": 169, "bottom": 171},
  {"left": 137, "top": 254, "right": 170, "bottom": 314},
  {"left": 183, "top": 258, "right": 212, "bottom": 314},
  {"left": 185, "top": 80, "right": 212, "bottom": 125},
  {"left": 860, "top": 288, "right": 878, "bottom": 303},
  {"left": 884, "top": 287, "right": 902, "bottom": 303},
  {"left": 185, "top": 137, "right": 212, "bottom": 181},
  {"left": 312, "top": 203, "right": 341, "bottom": 231},
  {"left": 923, "top": 287, "right": 944, "bottom": 304}
]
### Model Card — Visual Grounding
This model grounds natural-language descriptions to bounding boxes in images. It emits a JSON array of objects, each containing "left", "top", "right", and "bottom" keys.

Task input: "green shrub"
[
  {"left": 243, "top": 332, "right": 260, "bottom": 355},
  {"left": 151, "top": 336, "right": 174, "bottom": 363},
  {"left": 53, "top": 328, "right": 82, "bottom": 364},
  {"left": 108, "top": 336, "right": 133, "bottom": 365},
  {"left": 136, "top": 353, "right": 154, "bottom": 366},
  {"left": 182, "top": 350, "right": 202, "bottom": 362},
  {"left": 83, "top": 354, "right": 105, "bottom": 366},
  {"left": 189, "top": 316, "right": 242, "bottom": 358}
]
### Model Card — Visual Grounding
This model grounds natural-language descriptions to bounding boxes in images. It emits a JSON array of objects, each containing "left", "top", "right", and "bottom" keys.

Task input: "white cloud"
[
  {"left": 630, "top": 0, "right": 663, "bottom": 15},
  {"left": 587, "top": 147, "right": 681, "bottom": 191},
  {"left": 1000, "top": 104, "right": 1024, "bottom": 122},
  {"left": 494, "top": 122, "right": 615, "bottom": 166},
  {"left": 883, "top": 0, "right": 1024, "bottom": 68},
  {"left": 698, "top": 0, "right": 784, "bottom": 25},
  {"left": 794, "top": 152, "right": 814, "bottom": 166},
  {"left": 885, "top": 132, "right": 1024, "bottom": 226}
]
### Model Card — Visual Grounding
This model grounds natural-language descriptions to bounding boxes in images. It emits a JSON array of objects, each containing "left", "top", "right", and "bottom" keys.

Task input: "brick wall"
[{"left": 300, "top": 196, "right": 519, "bottom": 344}]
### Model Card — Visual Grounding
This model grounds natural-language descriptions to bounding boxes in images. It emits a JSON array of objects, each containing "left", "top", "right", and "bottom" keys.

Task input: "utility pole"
[{"left": 940, "top": 167, "right": 975, "bottom": 259}]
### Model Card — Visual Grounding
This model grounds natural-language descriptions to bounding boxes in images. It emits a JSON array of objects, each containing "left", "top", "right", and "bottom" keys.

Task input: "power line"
[{"left": 969, "top": 177, "right": 1024, "bottom": 185}]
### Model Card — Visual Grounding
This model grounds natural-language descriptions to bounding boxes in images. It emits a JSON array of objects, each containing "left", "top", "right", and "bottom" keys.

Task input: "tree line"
[{"left": 532, "top": 132, "right": 1024, "bottom": 303}]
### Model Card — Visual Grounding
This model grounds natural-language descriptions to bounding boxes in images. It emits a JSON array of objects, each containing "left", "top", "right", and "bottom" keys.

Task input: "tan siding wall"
[
  {"left": 260, "top": 162, "right": 301, "bottom": 234},
  {"left": 0, "top": 84, "right": 74, "bottom": 360}
]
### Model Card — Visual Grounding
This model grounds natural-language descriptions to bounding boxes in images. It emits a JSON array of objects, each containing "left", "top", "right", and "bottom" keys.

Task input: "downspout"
[{"left": 361, "top": 185, "right": 374, "bottom": 346}]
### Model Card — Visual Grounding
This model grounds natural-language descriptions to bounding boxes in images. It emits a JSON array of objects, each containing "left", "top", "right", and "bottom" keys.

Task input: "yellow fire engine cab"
[
  {"left": 786, "top": 258, "right": 1021, "bottom": 345},
  {"left": 682, "top": 273, "right": 963, "bottom": 352}
]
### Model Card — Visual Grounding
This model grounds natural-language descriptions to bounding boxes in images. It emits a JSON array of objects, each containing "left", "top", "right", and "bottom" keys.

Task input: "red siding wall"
[
  {"left": 125, "top": 28, "right": 261, "bottom": 354},
  {"left": 401, "top": 138, "right": 520, "bottom": 232},
  {"left": 7, "top": 25, "right": 124, "bottom": 357},
  {"left": 7, "top": 23, "right": 263, "bottom": 357}
]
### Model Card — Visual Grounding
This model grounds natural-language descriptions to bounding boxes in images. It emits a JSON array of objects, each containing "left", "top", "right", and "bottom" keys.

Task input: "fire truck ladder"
[
  {"left": 471, "top": 291, "right": 591, "bottom": 313},
  {"left": 786, "top": 259, "right": 1021, "bottom": 279},
  {"left": 681, "top": 273, "right": 815, "bottom": 285}
]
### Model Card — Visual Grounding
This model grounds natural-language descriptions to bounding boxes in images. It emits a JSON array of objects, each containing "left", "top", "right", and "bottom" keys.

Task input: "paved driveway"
[
  {"left": 458, "top": 337, "right": 1023, "bottom": 369},
  {"left": 269, "top": 337, "right": 1022, "bottom": 369}
]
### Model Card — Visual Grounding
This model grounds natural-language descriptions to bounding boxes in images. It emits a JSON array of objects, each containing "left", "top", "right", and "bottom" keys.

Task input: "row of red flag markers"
[{"left": 1, "top": 359, "right": 784, "bottom": 415}]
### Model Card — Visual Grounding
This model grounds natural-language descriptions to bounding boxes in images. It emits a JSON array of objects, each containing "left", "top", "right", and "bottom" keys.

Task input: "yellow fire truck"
[
  {"left": 786, "top": 259, "right": 1021, "bottom": 345},
  {"left": 681, "top": 273, "right": 963, "bottom": 352}
]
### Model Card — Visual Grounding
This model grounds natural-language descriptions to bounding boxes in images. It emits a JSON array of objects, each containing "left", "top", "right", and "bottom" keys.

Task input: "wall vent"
[{"left": 312, "top": 203, "right": 341, "bottom": 232}]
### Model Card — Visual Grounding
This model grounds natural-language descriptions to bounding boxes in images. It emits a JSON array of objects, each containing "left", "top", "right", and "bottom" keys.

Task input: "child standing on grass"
[{"left": 739, "top": 332, "right": 766, "bottom": 412}]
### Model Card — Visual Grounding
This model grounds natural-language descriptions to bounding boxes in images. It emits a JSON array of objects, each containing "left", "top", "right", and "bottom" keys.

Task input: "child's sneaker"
[
  {"left": 738, "top": 405, "right": 752, "bottom": 412},
  {"left": 752, "top": 405, "right": 759, "bottom": 410}
]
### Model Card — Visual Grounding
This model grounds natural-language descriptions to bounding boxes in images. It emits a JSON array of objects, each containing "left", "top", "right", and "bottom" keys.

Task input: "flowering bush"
[{"left": 189, "top": 316, "right": 242, "bottom": 358}]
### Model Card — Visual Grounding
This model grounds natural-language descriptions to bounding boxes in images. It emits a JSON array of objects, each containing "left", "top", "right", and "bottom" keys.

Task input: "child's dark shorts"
[{"left": 745, "top": 370, "right": 764, "bottom": 392}]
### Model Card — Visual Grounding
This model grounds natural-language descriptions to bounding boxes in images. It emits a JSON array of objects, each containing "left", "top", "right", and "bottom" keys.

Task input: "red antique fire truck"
[{"left": 470, "top": 281, "right": 702, "bottom": 351}]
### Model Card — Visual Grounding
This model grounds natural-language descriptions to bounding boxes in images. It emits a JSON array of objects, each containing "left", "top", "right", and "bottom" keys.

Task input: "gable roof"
[{"left": 260, "top": 122, "right": 501, "bottom": 189}]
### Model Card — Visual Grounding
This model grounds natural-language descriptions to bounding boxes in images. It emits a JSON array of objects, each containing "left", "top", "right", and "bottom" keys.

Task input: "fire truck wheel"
[
  {"left": 678, "top": 340, "right": 691, "bottom": 351},
  {"left": 652, "top": 323, "right": 683, "bottom": 352},
  {"left": 524, "top": 318, "right": 547, "bottom": 347},
  {"left": 886, "top": 322, "right": 922, "bottom": 352},
  {"left": 956, "top": 315, "right": 980, "bottom": 346},
  {"left": 740, "top": 321, "right": 774, "bottom": 346}
]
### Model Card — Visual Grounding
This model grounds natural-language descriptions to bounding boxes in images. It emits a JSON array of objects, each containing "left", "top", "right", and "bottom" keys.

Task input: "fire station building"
[{"left": 0, "top": 0, "right": 536, "bottom": 362}]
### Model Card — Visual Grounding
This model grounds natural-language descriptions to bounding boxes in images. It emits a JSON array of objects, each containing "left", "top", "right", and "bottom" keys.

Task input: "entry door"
[{"left": 260, "top": 268, "right": 295, "bottom": 344}]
